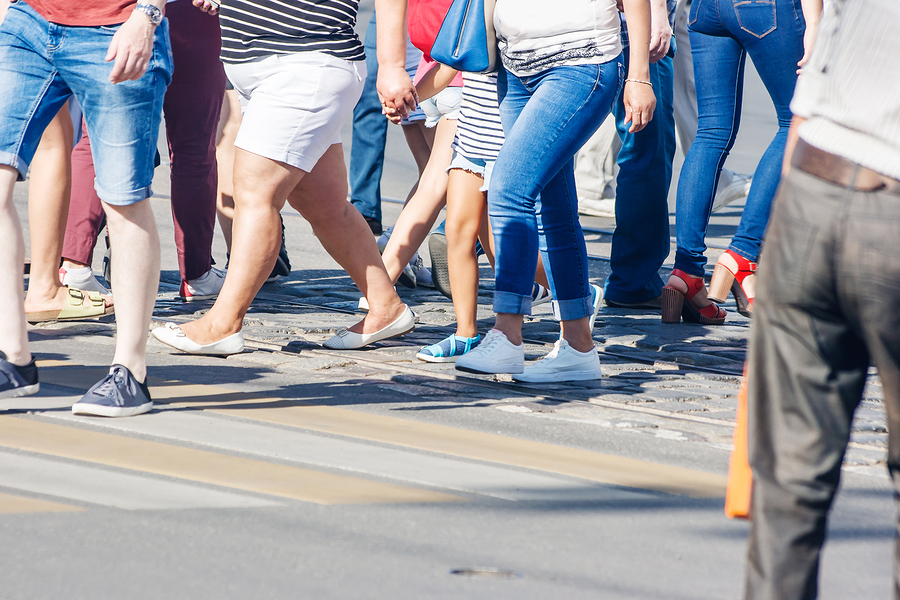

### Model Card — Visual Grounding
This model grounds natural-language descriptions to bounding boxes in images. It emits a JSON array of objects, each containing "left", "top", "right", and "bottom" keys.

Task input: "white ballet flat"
[
  {"left": 151, "top": 322, "right": 245, "bottom": 356},
  {"left": 323, "top": 306, "right": 415, "bottom": 350}
]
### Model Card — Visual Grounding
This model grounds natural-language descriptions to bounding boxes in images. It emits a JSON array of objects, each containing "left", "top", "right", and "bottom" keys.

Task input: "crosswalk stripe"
[
  {"left": 36, "top": 363, "right": 727, "bottom": 498},
  {"left": 0, "top": 451, "right": 280, "bottom": 511},
  {"left": 0, "top": 490, "right": 83, "bottom": 515},
  {"left": 41, "top": 395, "right": 651, "bottom": 503},
  {"left": 0, "top": 416, "right": 460, "bottom": 506}
]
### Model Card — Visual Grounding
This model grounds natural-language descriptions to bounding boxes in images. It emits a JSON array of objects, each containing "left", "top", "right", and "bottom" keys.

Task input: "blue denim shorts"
[
  {"left": 0, "top": 1, "right": 172, "bottom": 205},
  {"left": 447, "top": 151, "right": 494, "bottom": 192},
  {"left": 420, "top": 86, "right": 462, "bottom": 128}
]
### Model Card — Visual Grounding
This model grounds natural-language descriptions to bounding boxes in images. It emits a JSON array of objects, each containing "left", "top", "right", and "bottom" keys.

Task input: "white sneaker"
[
  {"left": 455, "top": 329, "right": 524, "bottom": 374},
  {"left": 578, "top": 197, "right": 616, "bottom": 218},
  {"left": 712, "top": 173, "right": 752, "bottom": 212},
  {"left": 179, "top": 267, "right": 226, "bottom": 302},
  {"left": 513, "top": 339, "right": 601, "bottom": 383},
  {"left": 59, "top": 267, "right": 110, "bottom": 295}
]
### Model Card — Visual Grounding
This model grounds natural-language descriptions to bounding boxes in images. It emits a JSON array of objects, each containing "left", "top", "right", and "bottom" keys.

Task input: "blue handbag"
[{"left": 429, "top": 0, "right": 498, "bottom": 74}]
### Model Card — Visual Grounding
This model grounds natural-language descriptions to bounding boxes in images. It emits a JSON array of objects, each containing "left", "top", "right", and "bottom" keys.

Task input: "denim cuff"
[
  {"left": 0, "top": 150, "right": 28, "bottom": 182},
  {"left": 726, "top": 243, "right": 759, "bottom": 264},
  {"left": 673, "top": 252, "right": 707, "bottom": 278},
  {"left": 552, "top": 294, "right": 593, "bottom": 322},
  {"left": 493, "top": 290, "right": 532, "bottom": 316},
  {"left": 95, "top": 183, "right": 153, "bottom": 207}
]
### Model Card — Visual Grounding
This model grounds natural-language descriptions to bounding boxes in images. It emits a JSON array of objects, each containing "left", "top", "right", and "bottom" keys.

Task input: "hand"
[
  {"left": 192, "top": 0, "right": 219, "bottom": 16},
  {"left": 376, "top": 66, "right": 418, "bottom": 120},
  {"left": 623, "top": 81, "right": 656, "bottom": 133},
  {"left": 106, "top": 10, "right": 157, "bottom": 84},
  {"left": 648, "top": 19, "right": 672, "bottom": 63},
  {"left": 797, "top": 25, "right": 817, "bottom": 73}
]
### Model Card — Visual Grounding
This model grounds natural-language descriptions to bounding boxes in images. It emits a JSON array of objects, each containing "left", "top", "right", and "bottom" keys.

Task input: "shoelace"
[
  {"left": 91, "top": 368, "right": 126, "bottom": 406},
  {"left": 533, "top": 341, "right": 563, "bottom": 365}
]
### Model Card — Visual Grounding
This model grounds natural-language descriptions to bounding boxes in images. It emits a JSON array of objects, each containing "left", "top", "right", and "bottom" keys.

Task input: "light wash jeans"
[
  {"left": 0, "top": 0, "right": 172, "bottom": 205},
  {"left": 490, "top": 59, "right": 623, "bottom": 319}
]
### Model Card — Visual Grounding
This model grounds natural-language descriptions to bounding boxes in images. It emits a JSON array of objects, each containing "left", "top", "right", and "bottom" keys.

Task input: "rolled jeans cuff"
[
  {"left": 0, "top": 150, "right": 28, "bottom": 181},
  {"left": 96, "top": 184, "right": 153, "bottom": 207},
  {"left": 552, "top": 294, "right": 593, "bottom": 322},
  {"left": 493, "top": 290, "right": 532, "bottom": 316}
]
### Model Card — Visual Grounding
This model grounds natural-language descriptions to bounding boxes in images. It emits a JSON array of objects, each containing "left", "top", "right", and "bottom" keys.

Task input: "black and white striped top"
[
  {"left": 219, "top": 0, "right": 364, "bottom": 64},
  {"left": 453, "top": 74, "right": 505, "bottom": 161}
]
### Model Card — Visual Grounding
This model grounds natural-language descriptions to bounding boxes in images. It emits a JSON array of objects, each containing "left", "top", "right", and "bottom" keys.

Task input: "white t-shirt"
[{"left": 493, "top": 0, "right": 622, "bottom": 77}]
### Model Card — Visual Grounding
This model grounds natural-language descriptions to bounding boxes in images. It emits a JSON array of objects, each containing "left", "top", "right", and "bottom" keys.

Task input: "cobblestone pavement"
[{"left": 133, "top": 235, "right": 889, "bottom": 476}]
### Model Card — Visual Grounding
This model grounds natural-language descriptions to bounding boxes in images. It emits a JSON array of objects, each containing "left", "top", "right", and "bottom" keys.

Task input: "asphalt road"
[{"left": 3, "top": 3, "right": 895, "bottom": 599}]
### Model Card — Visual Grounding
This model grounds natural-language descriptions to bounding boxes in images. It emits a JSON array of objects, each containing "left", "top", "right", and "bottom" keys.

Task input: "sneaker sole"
[
  {"left": 72, "top": 401, "right": 153, "bottom": 418},
  {"left": 455, "top": 363, "right": 524, "bottom": 375},
  {"left": 0, "top": 383, "right": 40, "bottom": 399},
  {"left": 428, "top": 234, "right": 452, "bottom": 299},
  {"left": 513, "top": 369, "right": 602, "bottom": 383},
  {"left": 416, "top": 352, "right": 461, "bottom": 363},
  {"left": 180, "top": 294, "right": 219, "bottom": 302}
]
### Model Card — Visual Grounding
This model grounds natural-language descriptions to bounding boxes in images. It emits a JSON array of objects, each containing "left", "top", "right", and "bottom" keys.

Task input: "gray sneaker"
[
  {"left": 0, "top": 351, "right": 39, "bottom": 399},
  {"left": 72, "top": 365, "right": 152, "bottom": 418}
]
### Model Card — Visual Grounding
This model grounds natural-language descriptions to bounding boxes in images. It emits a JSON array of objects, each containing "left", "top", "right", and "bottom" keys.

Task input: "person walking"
[
  {"left": 742, "top": 1, "right": 900, "bottom": 597},
  {"left": 662, "top": 0, "right": 810, "bottom": 324},
  {"left": 455, "top": 0, "right": 656, "bottom": 382},
  {"left": 0, "top": 0, "right": 172, "bottom": 417},
  {"left": 152, "top": 0, "right": 419, "bottom": 355}
]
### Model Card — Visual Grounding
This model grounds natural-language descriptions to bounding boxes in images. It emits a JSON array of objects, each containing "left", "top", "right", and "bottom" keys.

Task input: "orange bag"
[{"left": 725, "top": 369, "right": 753, "bottom": 519}]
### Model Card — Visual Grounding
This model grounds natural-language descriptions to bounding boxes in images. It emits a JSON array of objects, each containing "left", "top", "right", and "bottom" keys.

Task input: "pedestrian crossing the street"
[{"left": 0, "top": 360, "right": 727, "bottom": 516}]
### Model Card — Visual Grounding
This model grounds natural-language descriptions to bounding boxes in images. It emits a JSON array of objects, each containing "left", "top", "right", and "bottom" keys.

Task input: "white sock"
[{"left": 64, "top": 266, "right": 92, "bottom": 279}]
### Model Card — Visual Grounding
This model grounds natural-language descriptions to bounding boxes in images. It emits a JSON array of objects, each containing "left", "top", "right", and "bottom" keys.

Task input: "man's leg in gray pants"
[{"left": 744, "top": 169, "right": 870, "bottom": 599}]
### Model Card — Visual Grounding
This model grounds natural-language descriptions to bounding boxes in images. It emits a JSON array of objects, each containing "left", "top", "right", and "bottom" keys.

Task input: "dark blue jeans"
[
  {"left": 348, "top": 13, "right": 387, "bottom": 223},
  {"left": 604, "top": 44, "right": 676, "bottom": 304},
  {"left": 491, "top": 60, "right": 622, "bottom": 319},
  {"left": 674, "top": 0, "right": 804, "bottom": 277}
]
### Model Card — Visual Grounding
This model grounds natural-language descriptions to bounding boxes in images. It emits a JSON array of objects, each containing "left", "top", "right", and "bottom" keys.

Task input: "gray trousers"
[{"left": 745, "top": 167, "right": 900, "bottom": 599}]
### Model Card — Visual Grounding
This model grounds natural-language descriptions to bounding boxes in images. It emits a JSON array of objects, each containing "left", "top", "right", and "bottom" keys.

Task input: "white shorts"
[{"left": 225, "top": 52, "right": 366, "bottom": 173}]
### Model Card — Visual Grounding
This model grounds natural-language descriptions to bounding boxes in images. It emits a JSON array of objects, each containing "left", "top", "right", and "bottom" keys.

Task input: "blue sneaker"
[
  {"left": 0, "top": 351, "right": 39, "bottom": 399},
  {"left": 416, "top": 333, "right": 482, "bottom": 363},
  {"left": 72, "top": 365, "right": 152, "bottom": 417}
]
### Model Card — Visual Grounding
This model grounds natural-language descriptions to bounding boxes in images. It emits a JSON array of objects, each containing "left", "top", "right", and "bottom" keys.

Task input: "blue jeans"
[
  {"left": 491, "top": 60, "right": 623, "bottom": 319},
  {"left": 0, "top": 0, "right": 172, "bottom": 205},
  {"left": 348, "top": 13, "right": 387, "bottom": 223},
  {"left": 674, "top": 0, "right": 804, "bottom": 276},
  {"left": 605, "top": 43, "right": 676, "bottom": 304}
]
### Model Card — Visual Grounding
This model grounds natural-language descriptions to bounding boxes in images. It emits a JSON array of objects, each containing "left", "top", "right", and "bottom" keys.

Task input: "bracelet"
[{"left": 625, "top": 78, "right": 653, "bottom": 88}]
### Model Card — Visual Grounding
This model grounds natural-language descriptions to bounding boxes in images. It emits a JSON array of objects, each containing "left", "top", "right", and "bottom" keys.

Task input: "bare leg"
[
  {"left": 446, "top": 169, "right": 486, "bottom": 339},
  {"left": 290, "top": 145, "right": 405, "bottom": 333},
  {"left": 180, "top": 148, "right": 301, "bottom": 344},
  {"left": 180, "top": 145, "right": 405, "bottom": 344},
  {"left": 22, "top": 106, "right": 86, "bottom": 314},
  {"left": 398, "top": 121, "right": 434, "bottom": 205},
  {"left": 102, "top": 200, "right": 159, "bottom": 382},
  {"left": 382, "top": 117, "right": 457, "bottom": 282},
  {"left": 0, "top": 166, "right": 29, "bottom": 365},
  {"left": 215, "top": 89, "right": 242, "bottom": 254}
]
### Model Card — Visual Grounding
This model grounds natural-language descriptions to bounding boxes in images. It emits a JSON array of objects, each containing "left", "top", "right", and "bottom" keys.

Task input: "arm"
[
  {"left": 414, "top": 63, "right": 459, "bottom": 103},
  {"left": 107, "top": 0, "right": 167, "bottom": 84},
  {"left": 375, "top": 0, "right": 418, "bottom": 118},
  {"left": 621, "top": 0, "right": 657, "bottom": 133},
  {"left": 648, "top": 0, "right": 672, "bottom": 64},
  {"left": 0, "top": 1, "right": 9, "bottom": 26},
  {"left": 797, "top": 0, "right": 824, "bottom": 71}
]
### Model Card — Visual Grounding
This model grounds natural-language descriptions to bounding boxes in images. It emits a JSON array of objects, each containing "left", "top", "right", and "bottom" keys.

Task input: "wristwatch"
[{"left": 134, "top": 3, "right": 163, "bottom": 26}]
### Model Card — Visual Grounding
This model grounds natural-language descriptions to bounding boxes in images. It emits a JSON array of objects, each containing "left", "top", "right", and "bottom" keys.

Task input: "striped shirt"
[
  {"left": 219, "top": 0, "right": 364, "bottom": 65},
  {"left": 791, "top": 0, "right": 900, "bottom": 179},
  {"left": 453, "top": 73, "right": 505, "bottom": 161}
]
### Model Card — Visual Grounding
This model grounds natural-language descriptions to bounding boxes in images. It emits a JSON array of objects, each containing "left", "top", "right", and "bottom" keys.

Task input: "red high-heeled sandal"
[
  {"left": 708, "top": 250, "right": 756, "bottom": 318},
  {"left": 661, "top": 269, "right": 727, "bottom": 325}
]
